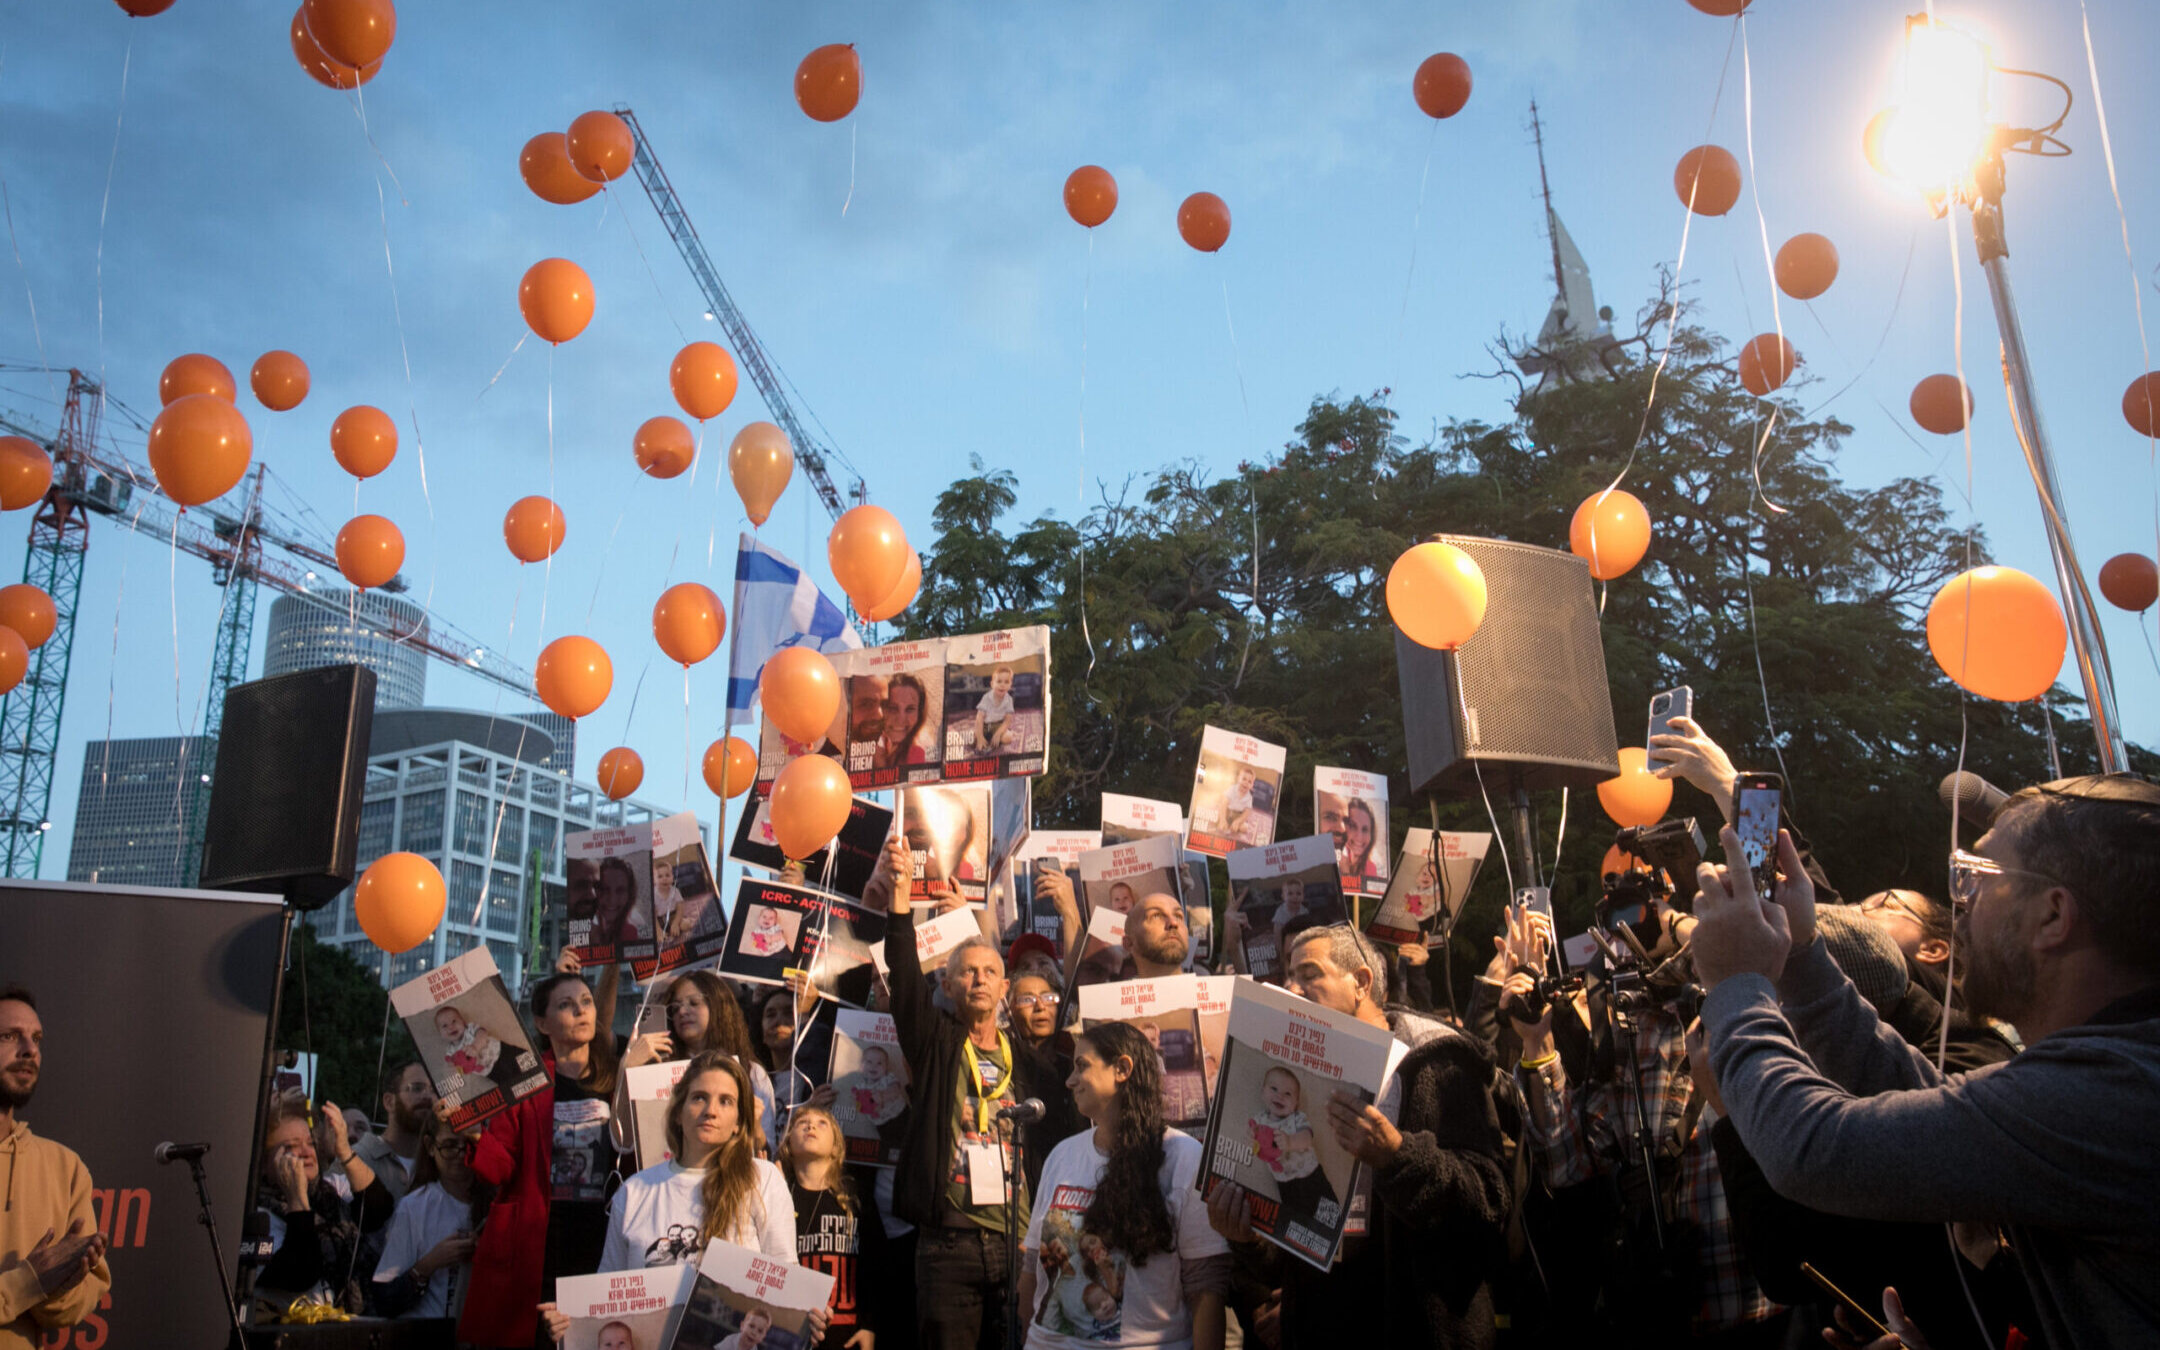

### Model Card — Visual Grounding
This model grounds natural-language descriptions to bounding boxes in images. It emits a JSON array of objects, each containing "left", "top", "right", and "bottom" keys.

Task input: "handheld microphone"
[
  {"left": 997, "top": 1098, "right": 1046, "bottom": 1124},
  {"left": 153, "top": 1140, "right": 211, "bottom": 1165},
  {"left": 1939, "top": 771, "right": 2009, "bottom": 827}
]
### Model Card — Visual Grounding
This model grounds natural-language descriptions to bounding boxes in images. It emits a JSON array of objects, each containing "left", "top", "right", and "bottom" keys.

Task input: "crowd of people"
[{"left": 3, "top": 714, "right": 2157, "bottom": 1350}]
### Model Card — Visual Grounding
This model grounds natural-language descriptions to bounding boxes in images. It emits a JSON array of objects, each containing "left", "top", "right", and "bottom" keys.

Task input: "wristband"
[
  {"left": 1518, "top": 1050, "right": 1558, "bottom": 1072},
  {"left": 336, "top": 1152, "right": 356, "bottom": 1166}
]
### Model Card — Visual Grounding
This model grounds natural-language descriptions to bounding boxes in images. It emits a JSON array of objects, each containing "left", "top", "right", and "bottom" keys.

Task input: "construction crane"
[
  {"left": 0, "top": 369, "right": 537, "bottom": 880},
  {"left": 614, "top": 105, "right": 866, "bottom": 521}
]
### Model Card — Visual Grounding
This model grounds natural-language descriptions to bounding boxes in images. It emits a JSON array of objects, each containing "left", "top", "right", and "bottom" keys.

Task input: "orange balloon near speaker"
[
  {"left": 1569, "top": 489, "right": 1652, "bottom": 581},
  {"left": 335, "top": 514, "right": 405, "bottom": 590},
  {"left": 354, "top": 852, "right": 445, "bottom": 955},
  {"left": 1385, "top": 541, "right": 1487, "bottom": 650},
  {"left": 1597, "top": 748, "right": 1673, "bottom": 829}
]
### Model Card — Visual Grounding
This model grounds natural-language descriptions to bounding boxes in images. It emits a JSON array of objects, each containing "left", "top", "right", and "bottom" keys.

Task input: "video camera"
[{"left": 1603, "top": 817, "right": 1709, "bottom": 911}]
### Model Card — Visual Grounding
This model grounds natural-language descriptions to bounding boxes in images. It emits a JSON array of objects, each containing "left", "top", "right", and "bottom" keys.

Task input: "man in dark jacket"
[
  {"left": 1207, "top": 923, "right": 1509, "bottom": 1349},
  {"left": 884, "top": 836, "right": 1077, "bottom": 1350}
]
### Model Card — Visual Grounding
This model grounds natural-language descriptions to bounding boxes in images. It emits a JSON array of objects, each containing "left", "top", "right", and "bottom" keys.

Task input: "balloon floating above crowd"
[
  {"left": 1910, "top": 374, "right": 1974, "bottom": 435},
  {"left": 1926, "top": 566, "right": 2067, "bottom": 703},
  {"left": 354, "top": 851, "right": 445, "bottom": 956},
  {"left": 1570, "top": 489, "right": 1652, "bottom": 582},
  {"left": 2098, "top": 553, "right": 2158, "bottom": 613},
  {"left": 250, "top": 350, "right": 310, "bottom": 412},
  {"left": 598, "top": 747, "right": 644, "bottom": 802},
  {"left": 795, "top": 44, "right": 862, "bottom": 122},
  {"left": 703, "top": 736, "right": 758, "bottom": 800}
]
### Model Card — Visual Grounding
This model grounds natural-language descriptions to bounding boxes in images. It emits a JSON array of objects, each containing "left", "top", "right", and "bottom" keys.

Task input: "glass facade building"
[{"left": 65, "top": 735, "right": 215, "bottom": 888}]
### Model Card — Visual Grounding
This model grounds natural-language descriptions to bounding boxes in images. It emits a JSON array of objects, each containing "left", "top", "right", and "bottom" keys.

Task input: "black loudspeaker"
[
  {"left": 1396, "top": 535, "right": 1621, "bottom": 798},
  {"left": 199, "top": 665, "right": 376, "bottom": 907}
]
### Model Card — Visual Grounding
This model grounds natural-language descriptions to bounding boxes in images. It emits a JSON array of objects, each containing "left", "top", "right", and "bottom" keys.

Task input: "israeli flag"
[{"left": 727, "top": 534, "right": 862, "bottom": 724}]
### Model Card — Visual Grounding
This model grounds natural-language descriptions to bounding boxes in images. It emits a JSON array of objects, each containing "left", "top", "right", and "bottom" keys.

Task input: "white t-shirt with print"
[
  {"left": 600, "top": 1156, "right": 796, "bottom": 1272},
  {"left": 370, "top": 1181, "right": 473, "bottom": 1319},
  {"left": 1021, "top": 1128, "right": 1228, "bottom": 1350}
]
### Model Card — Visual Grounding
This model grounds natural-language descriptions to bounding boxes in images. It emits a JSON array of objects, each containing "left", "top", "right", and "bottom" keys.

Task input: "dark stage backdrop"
[{"left": 0, "top": 880, "right": 286, "bottom": 1350}]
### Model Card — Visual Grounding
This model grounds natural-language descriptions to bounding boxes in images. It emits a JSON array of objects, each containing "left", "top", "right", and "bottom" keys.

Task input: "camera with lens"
[{"left": 1605, "top": 817, "right": 1709, "bottom": 911}]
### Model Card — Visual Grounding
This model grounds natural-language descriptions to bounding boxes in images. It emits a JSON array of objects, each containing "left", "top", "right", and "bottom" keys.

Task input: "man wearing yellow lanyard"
[{"left": 880, "top": 834, "right": 1076, "bottom": 1350}]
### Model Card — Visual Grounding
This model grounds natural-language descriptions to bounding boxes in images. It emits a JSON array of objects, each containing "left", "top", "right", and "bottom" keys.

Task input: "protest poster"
[
  {"left": 1198, "top": 979, "right": 1409, "bottom": 1272},
  {"left": 1194, "top": 975, "right": 1235, "bottom": 1100},
  {"left": 648, "top": 812, "right": 724, "bottom": 978},
  {"left": 1366, "top": 828, "right": 1492, "bottom": 946},
  {"left": 1078, "top": 975, "right": 1210, "bottom": 1129},
  {"left": 557, "top": 1265, "right": 696, "bottom": 1350},
  {"left": 900, "top": 783, "right": 991, "bottom": 906},
  {"left": 1184, "top": 852, "right": 1215, "bottom": 968},
  {"left": 867, "top": 905, "right": 982, "bottom": 982},
  {"left": 1065, "top": 905, "right": 1129, "bottom": 990},
  {"left": 670, "top": 1239, "right": 837, "bottom": 1350},
  {"left": 988, "top": 776, "right": 1032, "bottom": 881},
  {"left": 826, "top": 1009, "right": 910, "bottom": 1168},
  {"left": 1100, "top": 793, "right": 1183, "bottom": 845},
  {"left": 1185, "top": 726, "right": 1289, "bottom": 857},
  {"left": 719, "top": 878, "right": 823, "bottom": 988},
  {"left": 624, "top": 1059, "right": 694, "bottom": 1172},
  {"left": 1315, "top": 767, "right": 1391, "bottom": 897},
  {"left": 1076, "top": 834, "right": 1182, "bottom": 926},
  {"left": 1225, "top": 836, "right": 1345, "bottom": 984},
  {"left": 802, "top": 899, "right": 885, "bottom": 1008},
  {"left": 565, "top": 823, "right": 659, "bottom": 970},
  {"left": 941, "top": 627, "right": 1051, "bottom": 776},
  {"left": 729, "top": 794, "right": 894, "bottom": 905},
  {"left": 1013, "top": 830, "right": 1098, "bottom": 942},
  {"left": 390, "top": 947, "right": 547, "bottom": 1133}
]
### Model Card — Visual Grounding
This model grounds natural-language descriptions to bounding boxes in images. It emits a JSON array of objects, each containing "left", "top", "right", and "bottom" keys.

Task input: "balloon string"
[
  {"left": 1080, "top": 231, "right": 1091, "bottom": 509},
  {"left": 587, "top": 508, "right": 628, "bottom": 625},
  {"left": 1739, "top": 21, "right": 1786, "bottom": 358},
  {"left": 169, "top": 512, "right": 182, "bottom": 729},
  {"left": 684, "top": 666, "right": 694, "bottom": 806},
  {"left": 347, "top": 81, "right": 408, "bottom": 207},
  {"left": 368, "top": 163, "right": 431, "bottom": 520},
  {"left": 477, "top": 330, "right": 529, "bottom": 400},
  {"left": 608, "top": 181, "right": 689, "bottom": 344},
  {"left": 1219, "top": 271, "right": 1251, "bottom": 422},
  {"left": 841, "top": 122, "right": 857, "bottom": 219},
  {"left": 540, "top": 345, "right": 554, "bottom": 641},
  {"left": 688, "top": 421, "right": 705, "bottom": 490},
  {"left": 95, "top": 34, "right": 130, "bottom": 389},
  {"left": 1397, "top": 117, "right": 1440, "bottom": 357},
  {"left": 1738, "top": 515, "right": 1795, "bottom": 793},
  {"left": 95, "top": 501, "right": 149, "bottom": 823}
]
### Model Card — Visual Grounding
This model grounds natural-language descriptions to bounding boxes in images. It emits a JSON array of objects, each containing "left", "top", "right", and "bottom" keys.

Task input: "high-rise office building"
[
  {"left": 65, "top": 735, "right": 215, "bottom": 888},
  {"left": 264, "top": 589, "right": 429, "bottom": 711}
]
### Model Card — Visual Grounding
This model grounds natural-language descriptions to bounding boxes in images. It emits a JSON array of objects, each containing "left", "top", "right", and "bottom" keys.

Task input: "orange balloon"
[
  {"left": 535, "top": 635, "right": 614, "bottom": 720},
  {"left": 1385, "top": 541, "right": 1488, "bottom": 650},
  {"left": 353, "top": 852, "right": 446, "bottom": 955},
  {"left": 828, "top": 504, "right": 909, "bottom": 609},
  {"left": 652, "top": 582, "right": 726, "bottom": 666},
  {"left": 1910, "top": 374, "right": 1974, "bottom": 435},
  {"left": 1738, "top": 333, "right": 1796, "bottom": 396},
  {"left": 289, "top": 6, "right": 380, "bottom": 88},
  {"left": 759, "top": 647, "right": 841, "bottom": 745},
  {"left": 1570, "top": 489, "right": 1653, "bottom": 581},
  {"left": 1926, "top": 566, "right": 2067, "bottom": 702},
  {"left": 0, "top": 585, "right": 55, "bottom": 649},
  {"left": 1413, "top": 53, "right": 1472, "bottom": 119},
  {"left": 1674, "top": 145, "right": 1741, "bottom": 216},
  {"left": 335, "top": 514, "right": 404, "bottom": 589},
  {"left": 1178, "top": 192, "right": 1232, "bottom": 253},
  {"left": 0, "top": 627, "right": 23, "bottom": 698},
  {"left": 670, "top": 342, "right": 739, "bottom": 421},
  {"left": 768, "top": 753, "right": 854, "bottom": 860},
  {"left": 634, "top": 415, "right": 695, "bottom": 479},
  {"left": 303, "top": 0, "right": 396, "bottom": 68},
  {"left": 703, "top": 736, "right": 758, "bottom": 799},
  {"left": 1688, "top": 0, "right": 1752, "bottom": 13},
  {"left": 859, "top": 550, "right": 921, "bottom": 623},
  {"left": 520, "top": 132, "right": 602, "bottom": 206},
  {"left": 2123, "top": 372, "right": 2160, "bottom": 439},
  {"left": 598, "top": 747, "right": 645, "bottom": 801},
  {"left": 519, "top": 258, "right": 594, "bottom": 345},
  {"left": 330, "top": 404, "right": 398, "bottom": 479},
  {"left": 1597, "top": 748, "right": 1674, "bottom": 829},
  {"left": 2098, "top": 553, "right": 2159, "bottom": 613},
  {"left": 503, "top": 496, "right": 566, "bottom": 563},
  {"left": 1599, "top": 842, "right": 1652, "bottom": 881},
  {"left": 1064, "top": 166, "right": 1118, "bottom": 228},
  {"left": 795, "top": 44, "right": 862, "bottom": 122},
  {"left": 567, "top": 110, "right": 634, "bottom": 183},
  {"left": 0, "top": 437, "right": 53, "bottom": 511},
  {"left": 114, "top": 0, "right": 177, "bottom": 14},
  {"left": 250, "top": 350, "right": 310, "bottom": 412},
  {"left": 1773, "top": 233, "right": 1839, "bottom": 300},
  {"left": 147, "top": 395, "right": 252, "bottom": 507},
  {"left": 159, "top": 353, "right": 236, "bottom": 407},
  {"left": 729, "top": 422, "right": 794, "bottom": 526}
]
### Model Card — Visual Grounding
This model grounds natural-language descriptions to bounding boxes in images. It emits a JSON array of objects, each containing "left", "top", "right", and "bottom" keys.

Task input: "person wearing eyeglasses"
[
  {"left": 1691, "top": 774, "right": 2160, "bottom": 1350},
  {"left": 1008, "top": 975, "right": 1061, "bottom": 1050}
]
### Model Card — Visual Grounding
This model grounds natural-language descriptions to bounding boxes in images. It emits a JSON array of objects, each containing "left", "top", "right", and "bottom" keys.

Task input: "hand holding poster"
[
  {"left": 1224, "top": 836, "right": 1344, "bottom": 984},
  {"left": 670, "top": 1239, "right": 837, "bottom": 1350},
  {"left": 390, "top": 947, "right": 548, "bottom": 1132},
  {"left": 1010, "top": 830, "right": 1096, "bottom": 943},
  {"left": 566, "top": 823, "right": 659, "bottom": 971},
  {"left": 730, "top": 795, "right": 894, "bottom": 905},
  {"left": 825, "top": 1009, "right": 910, "bottom": 1168},
  {"left": 1366, "top": 828, "right": 1492, "bottom": 946},
  {"left": 900, "top": 783, "right": 991, "bottom": 906},
  {"left": 1186, "top": 726, "right": 1289, "bottom": 857},
  {"left": 1078, "top": 975, "right": 1210, "bottom": 1128},
  {"left": 1314, "top": 767, "right": 1390, "bottom": 896},
  {"left": 557, "top": 1266, "right": 696, "bottom": 1350},
  {"left": 650, "top": 811, "right": 725, "bottom": 978}
]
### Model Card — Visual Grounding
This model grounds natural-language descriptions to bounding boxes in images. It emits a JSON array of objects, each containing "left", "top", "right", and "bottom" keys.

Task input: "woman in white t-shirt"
[
  {"left": 368, "top": 1115, "right": 477, "bottom": 1319},
  {"left": 1020, "top": 1022, "right": 1230, "bottom": 1350}
]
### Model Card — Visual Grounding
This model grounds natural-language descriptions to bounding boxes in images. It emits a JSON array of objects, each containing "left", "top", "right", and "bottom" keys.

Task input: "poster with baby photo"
[
  {"left": 1100, "top": 793, "right": 1183, "bottom": 846},
  {"left": 624, "top": 1059, "right": 694, "bottom": 1173},
  {"left": 718, "top": 878, "right": 824, "bottom": 989},
  {"left": 1079, "top": 975, "right": 1210, "bottom": 1129},
  {"left": 1314, "top": 767, "right": 1391, "bottom": 898},
  {"left": 1366, "top": 828, "right": 1491, "bottom": 946},
  {"left": 729, "top": 794, "right": 895, "bottom": 906},
  {"left": 1184, "top": 726, "right": 1287, "bottom": 858},
  {"left": 565, "top": 823, "right": 659, "bottom": 971},
  {"left": 826, "top": 1009, "right": 910, "bottom": 1168},
  {"left": 389, "top": 947, "right": 547, "bottom": 1133},
  {"left": 1076, "top": 834, "right": 1182, "bottom": 925},
  {"left": 844, "top": 639, "right": 948, "bottom": 790},
  {"left": 1225, "top": 836, "right": 1345, "bottom": 984},
  {"left": 668, "top": 1239, "right": 836, "bottom": 1350},
  {"left": 1014, "top": 830, "right": 1099, "bottom": 942},
  {"left": 1198, "top": 978, "right": 1409, "bottom": 1272},
  {"left": 899, "top": 783, "right": 991, "bottom": 906},
  {"left": 941, "top": 626, "right": 1051, "bottom": 776},
  {"left": 557, "top": 1265, "right": 696, "bottom": 1350},
  {"left": 647, "top": 812, "right": 724, "bottom": 980}
]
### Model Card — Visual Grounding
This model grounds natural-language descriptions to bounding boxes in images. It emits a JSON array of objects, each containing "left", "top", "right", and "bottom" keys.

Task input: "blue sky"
[{"left": 3, "top": 0, "right": 2157, "bottom": 876}]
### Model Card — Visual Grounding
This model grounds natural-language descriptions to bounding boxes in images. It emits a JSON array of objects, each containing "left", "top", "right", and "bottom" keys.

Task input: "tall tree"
[{"left": 277, "top": 924, "right": 416, "bottom": 1117}]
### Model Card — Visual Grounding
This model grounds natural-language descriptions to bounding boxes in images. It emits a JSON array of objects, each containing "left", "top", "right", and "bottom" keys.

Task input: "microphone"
[
  {"left": 996, "top": 1098, "right": 1046, "bottom": 1124},
  {"left": 153, "top": 1140, "right": 211, "bottom": 1165},
  {"left": 1939, "top": 771, "right": 2009, "bottom": 827}
]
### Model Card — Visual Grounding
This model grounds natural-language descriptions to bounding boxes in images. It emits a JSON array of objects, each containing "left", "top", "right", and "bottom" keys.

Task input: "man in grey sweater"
[{"left": 1691, "top": 774, "right": 2160, "bottom": 1350}]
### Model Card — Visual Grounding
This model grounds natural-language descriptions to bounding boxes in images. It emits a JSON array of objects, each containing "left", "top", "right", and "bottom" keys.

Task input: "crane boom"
[{"left": 613, "top": 105, "right": 863, "bottom": 521}]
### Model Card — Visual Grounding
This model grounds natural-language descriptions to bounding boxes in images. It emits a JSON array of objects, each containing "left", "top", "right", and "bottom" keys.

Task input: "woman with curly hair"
[
  {"left": 1018, "top": 1021, "right": 1229, "bottom": 1349},
  {"left": 661, "top": 969, "right": 780, "bottom": 1153}
]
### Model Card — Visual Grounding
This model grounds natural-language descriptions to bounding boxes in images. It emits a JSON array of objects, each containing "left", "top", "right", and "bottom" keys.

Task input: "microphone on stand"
[
  {"left": 153, "top": 1140, "right": 211, "bottom": 1165},
  {"left": 997, "top": 1098, "right": 1046, "bottom": 1124},
  {"left": 1939, "top": 771, "right": 2009, "bottom": 829}
]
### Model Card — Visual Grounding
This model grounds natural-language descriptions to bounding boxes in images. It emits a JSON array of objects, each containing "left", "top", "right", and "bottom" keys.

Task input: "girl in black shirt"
[{"left": 781, "top": 1105, "right": 890, "bottom": 1349}]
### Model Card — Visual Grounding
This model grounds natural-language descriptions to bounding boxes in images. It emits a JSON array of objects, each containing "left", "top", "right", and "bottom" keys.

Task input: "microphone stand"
[
  {"left": 180, "top": 1152, "right": 248, "bottom": 1348},
  {"left": 1002, "top": 1118, "right": 1028, "bottom": 1350}
]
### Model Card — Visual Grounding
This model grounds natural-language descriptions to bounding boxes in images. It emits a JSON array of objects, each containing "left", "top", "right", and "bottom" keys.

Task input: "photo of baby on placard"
[
  {"left": 828, "top": 1010, "right": 910, "bottom": 1167},
  {"left": 737, "top": 904, "right": 802, "bottom": 965},
  {"left": 1210, "top": 1053, "right": 1359, "bottom": 1243},
  {"left": 430, "top": 1000, "right": 532, "bottom": 1096}
]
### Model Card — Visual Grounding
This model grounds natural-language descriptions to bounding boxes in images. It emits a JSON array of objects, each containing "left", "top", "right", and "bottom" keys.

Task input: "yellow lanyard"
[{"left": 965, "top": 1030, "right": 1014, "bottom": 1137}]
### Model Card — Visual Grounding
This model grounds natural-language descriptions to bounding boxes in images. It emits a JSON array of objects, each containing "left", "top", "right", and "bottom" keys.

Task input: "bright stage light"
[{"left": 1866, "top": 14, "right": 1993, "bottom": 194}]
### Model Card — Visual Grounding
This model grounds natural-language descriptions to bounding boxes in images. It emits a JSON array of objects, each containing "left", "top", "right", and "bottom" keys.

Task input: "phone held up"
[
  {"left": 1646, "top": 686, "right": 1693, "bottom": 763},
  {"left": 1732, "top": 772, "right": 1783, "bottom": 897}
]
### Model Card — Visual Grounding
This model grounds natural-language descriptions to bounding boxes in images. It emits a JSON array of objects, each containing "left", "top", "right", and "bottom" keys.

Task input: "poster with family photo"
[
  {"left": 624, "top": 1059, "right": 694, "bottom": 1172},
  {"left": 729, "top": 794, "right": 895, "bottom": 906},
  {"left": 900, "top": 784, "right": 992, "bottom": 906},
  {"left": 669, "top": 1239, "right": 836, "bottom": 1350},
  {"left": 1014, "top": 830, "right": 1099, "bottom": 942},
  {"left": 1076, "top": 834, "right": 1183, "bottom": 925},
  {"left": 1365, "top": 828, "right": 1492, "bottom": 946},
  {"left": 556, "top": 1266, "right": 695, "bottom": 1350},
  {"left": 1185, "top": 726, "right": 1289, "bottom": 857},
  {"left": 941, "top": 627, "right": 1051, "bottom": 774},
  {"left": 1100, "top": 793, "right": 1183, "bottom": 846},
  {"left": 1225, "top": 836, "right": 1346, "bottom": 984},
  {"left": 1314, "top": 767, "right": 1391, "bottom": 897},
  {"left": 843, "top": 639, "right": 947, "bottom": 788},
  {"left": 389, "top": 947, "right": 547, "bottom": 1132},
  {"left": 825, "top": 1009, "right": 910, "bottom": 1168},
  {"left": 647, "top": 812, "right": 724, "bottom": 979},
  {"left": 566, "top": 824, "right": 659, "bottom": 971},
  {"left": 1198, "top": 978, "right": 1409, "bottom": 1272},
  {"left": 1078, "top": 975, "right": 1210, "bottom": 1130}
]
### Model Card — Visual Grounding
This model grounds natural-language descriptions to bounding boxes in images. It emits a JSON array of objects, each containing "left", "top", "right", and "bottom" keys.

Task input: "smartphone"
[
  {"left": 1732, "top": 772, "right": 1783, "bottom": 896},
  {"left": 1799, "top": 1263, "right": 1892, "bottom": 1340},
  {"left": 1646, "top": 686, "right": 1693, "bottom": 764}
]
